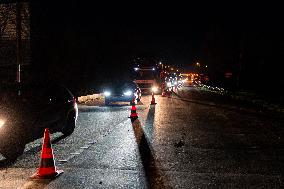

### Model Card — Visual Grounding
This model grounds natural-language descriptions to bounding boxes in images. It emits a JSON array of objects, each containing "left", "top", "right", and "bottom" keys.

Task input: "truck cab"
[{"left": 133, "top": 67, "right": 160, "bottom": 94}]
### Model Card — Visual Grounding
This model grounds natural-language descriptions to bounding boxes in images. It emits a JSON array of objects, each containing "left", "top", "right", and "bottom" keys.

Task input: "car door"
[
  {"left": 45, "top": 85, "right": 71, "bottom": 129},
  {"left": 38, "top": 85, "right": 67, "bottom": 128},
  {"left": 15, "top": 84, "right": 51, "bottom": 139},
  {"left": 26, "top": 84, "right": 64, "bottom": 136}
]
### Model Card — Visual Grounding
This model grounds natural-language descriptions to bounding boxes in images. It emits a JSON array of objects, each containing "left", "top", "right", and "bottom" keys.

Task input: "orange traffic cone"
[
  {"left": 129, "top": 103, "right": 138, "bottom": 122},
  {"left": 167, "top": 90, "right": 172, "bottom": 98},
  {"left": 31, "top": 128, "right": 63, "bottom": 179},
  {"left": 150, "top": 92, "right": 157, "bottom": 105},
  {"left": 162, "top": 89, "right": 167, "bottom": 97},
  {"left": 130, "top": 97, "right": 136, "bottom": 106},
  {"left": 161, "top": 85, "right": 166, "bottom": 97}
]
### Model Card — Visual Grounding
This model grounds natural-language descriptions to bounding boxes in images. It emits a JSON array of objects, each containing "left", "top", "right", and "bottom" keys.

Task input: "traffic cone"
[
  {"left": 131, "top": 97, "right": 136, "bottom": 106},
  {"left": 161, "top": 85, "right": 166, "bottom": 97},
  {"left": 31, "top": 128, "right": 63, "bottom": 179},
  {"left": 129, "top": 103, "right": 138, "bottom": 122},
  {"left": 167, "top": 90, "right": 171, "bottom": 98},
  {"left": 162, "top": 89, "right": 167, "bottom": 97},
  {"left": 150, "top": 92, "right": 157, "bottom": 105}
]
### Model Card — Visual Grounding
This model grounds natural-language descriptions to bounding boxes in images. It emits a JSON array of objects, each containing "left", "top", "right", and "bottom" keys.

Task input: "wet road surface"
[{"left": 1, "top": 86, "right": 284, "bottom": 188}]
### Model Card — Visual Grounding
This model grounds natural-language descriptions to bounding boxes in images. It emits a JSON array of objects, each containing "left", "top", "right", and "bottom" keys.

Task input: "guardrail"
[
  {"left": 78, "top": 93, "right": 104, "bottom": 105},
  {"left": 195, "top": 84, "right": 284, "bottom": 114}
]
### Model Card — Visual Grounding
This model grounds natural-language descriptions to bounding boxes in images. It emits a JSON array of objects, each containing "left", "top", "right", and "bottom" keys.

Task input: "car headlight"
[
  {"left": 152, "top": 87, "right": 158, "bottom": 93},
  {"left": 0, "top": 119, "right": 5, "bottom": 128},
  {"left": 167, "top": 82, "right": 171, "bottom": 87},
  {"left": 104, "top": 91, "right": 111, "bottom": 97},
  {"left": 123, "top": 90, "right": 132, "bottom": 96}
]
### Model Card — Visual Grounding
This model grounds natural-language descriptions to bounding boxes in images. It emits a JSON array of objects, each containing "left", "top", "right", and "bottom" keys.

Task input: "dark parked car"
[
  {"left": 102, "top": 80, "right": 141, "bottom": 105},
  {"left": 0, "top": 82, "right": 78, "bottom": 161}
]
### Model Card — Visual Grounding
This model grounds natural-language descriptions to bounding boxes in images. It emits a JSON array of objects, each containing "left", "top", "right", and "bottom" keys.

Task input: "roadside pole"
[{"left": 16, "top": 1, "right": 22, "bottom": 83}]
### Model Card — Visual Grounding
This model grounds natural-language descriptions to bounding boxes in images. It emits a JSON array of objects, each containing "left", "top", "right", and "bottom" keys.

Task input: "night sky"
[{"left": 29, "top": 2, "right": 284, "bottom": 95}]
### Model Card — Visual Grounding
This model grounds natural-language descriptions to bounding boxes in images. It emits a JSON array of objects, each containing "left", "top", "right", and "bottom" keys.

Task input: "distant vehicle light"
[
  {"left": 152, "top": 68, "right": 155, "bottom": 71},
  {"left": 104, "top": 91, "right": 111, "bottom": 97},
  {"left": 167, "top": 82, "right": 171, "bottom": 87},
  {"left": 152, "top": 86, "right": 158, "bottom": 93},
  {"left": 134, "top": 67, "right": 139, "bottom": 71},
  {"left": 0, "top": 119, "right": 5, "bottom": 128},
  {"left": 123, "top": 90, "right": 132, "bottom": 96}
]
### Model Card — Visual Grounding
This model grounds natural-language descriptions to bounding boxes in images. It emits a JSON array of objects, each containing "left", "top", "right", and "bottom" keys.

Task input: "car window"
[{"left": 47, "top": 85, "right": 73, "bottom": 104}]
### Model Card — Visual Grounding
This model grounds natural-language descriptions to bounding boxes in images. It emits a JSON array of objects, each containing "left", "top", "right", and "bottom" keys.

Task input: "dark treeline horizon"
[{"left": 28, "top": 2, "right": 284, "bottom": 96}]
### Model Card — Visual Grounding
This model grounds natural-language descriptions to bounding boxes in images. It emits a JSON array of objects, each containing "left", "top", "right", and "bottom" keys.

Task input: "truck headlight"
[
  {"left": 123, "top": 90, "right": 132, "bottom": 96},
  {"left": 152, "top": 87, "right": 158, "bottom": 93},
  {"left": 104, "top": 91, "right": 111, "bottom": 97},
  {"left": 167, "top": 82, "right": 171, "bottom": 87}
]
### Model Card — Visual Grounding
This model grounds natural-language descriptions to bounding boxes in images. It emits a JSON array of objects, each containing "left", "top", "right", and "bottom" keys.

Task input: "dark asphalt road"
[{"left": 1, "top": 86, "right": 284, "bottom": 188}]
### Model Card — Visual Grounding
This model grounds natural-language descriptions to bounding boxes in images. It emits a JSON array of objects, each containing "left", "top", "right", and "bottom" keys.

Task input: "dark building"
[{"left": 0, "top": 1, "right": 30, "bottom": 83}]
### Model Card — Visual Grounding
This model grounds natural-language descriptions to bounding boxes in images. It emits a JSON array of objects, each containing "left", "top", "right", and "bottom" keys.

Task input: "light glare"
[
  {"left": 152, "top": 87, "right": 158, "bottom": 93},
  {"left": 167, "top": 82, "right": 171, "bottom": 87},
  {"left": 124, "top": 90, "right": 132, "bottom": 96},
  {"left": 104, "top": 91, "right": 111, "bottom": 97},
  {"left": 0, "top": 120, "right": 5, "bottom": 128}
]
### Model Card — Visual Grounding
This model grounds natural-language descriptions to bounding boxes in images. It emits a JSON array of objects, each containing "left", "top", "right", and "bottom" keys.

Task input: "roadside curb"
[
  {"left": 170, "top": 91, "right": 284, "bottom": 119},
  {"left": 193, "top": 85, "right": 284, "bottom": 116}
]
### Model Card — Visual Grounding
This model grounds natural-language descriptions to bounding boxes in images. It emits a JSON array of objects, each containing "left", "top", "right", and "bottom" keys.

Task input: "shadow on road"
[
  {"left": 0, "top": 159, "right": 13, "bottom": 168},
  {"left": 51, "top": 134, "right": 68, "bottom": 144},
  {"left": 132, "top": 113, "right": 166, "bottom": 188},
  {"left": 144, "top": 105, "right": 156, "bottom": 140},
  {"left": 0, "top": 134, "right": 67, "bottom": 168}
]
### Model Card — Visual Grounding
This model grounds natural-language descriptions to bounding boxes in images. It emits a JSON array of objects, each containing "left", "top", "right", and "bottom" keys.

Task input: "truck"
[{"left": 132, "top": 65, "right": 161, "bottom": 94}]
